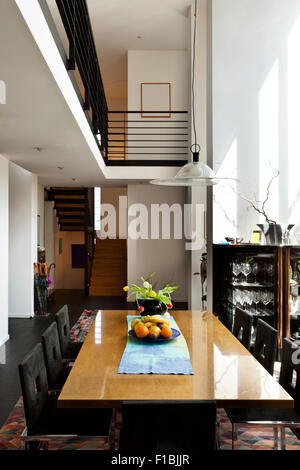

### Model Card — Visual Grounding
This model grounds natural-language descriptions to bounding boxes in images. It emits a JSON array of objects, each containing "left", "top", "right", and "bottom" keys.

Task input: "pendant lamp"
[{"left": 150, "top": 0, "right": 235, "bottom": 187}]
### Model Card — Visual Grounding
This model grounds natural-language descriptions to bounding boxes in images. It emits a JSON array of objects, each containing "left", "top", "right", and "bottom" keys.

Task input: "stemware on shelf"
[
  {"left": 261, "top": 291, "right": 270, "bottom": 314},
  {"left": 232, "top": 262, "right": 242, "bottom": 285},
  {"left": 253, "top": 291, "right": 261, "bottom": 314},
  {"left": 241, "top": 262, "right": 251, "bottom": 285},
  {"left": 246, "top": 290, "right": 254, "bottom": 312},
  {"left": 266, "top": 263, "right": 274, "bottom": 284}
]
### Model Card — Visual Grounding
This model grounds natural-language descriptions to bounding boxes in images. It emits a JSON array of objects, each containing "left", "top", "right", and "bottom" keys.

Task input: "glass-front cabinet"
[
  {"left": 213, "top": 244, "right": 283, "bottom": 351},
  {"left": 213, "top": 243, "right": 300, "bottom": 353}
]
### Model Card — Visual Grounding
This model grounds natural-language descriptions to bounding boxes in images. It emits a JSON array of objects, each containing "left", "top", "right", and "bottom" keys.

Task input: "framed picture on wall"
[{"left": 140, "top": 82, "right": 171, "bottom": 118}]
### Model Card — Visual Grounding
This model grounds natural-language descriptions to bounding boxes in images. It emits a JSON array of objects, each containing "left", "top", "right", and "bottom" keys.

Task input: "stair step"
[
  {"left": 91, "top": 273, "right": 127, "bottom": 281},
  {"left": 60, "top": 226, "right": 85, "bottom": 231},
  {"left": 54, "top": 194, "right": 85, "bottom": 200},
  {"left": 60, "top": 220, "right": 86, "bottom": 225},
  {"left": 54, "top": 199, "right": 86, "bottom": 205},
  {"left": 57, "top": 209, "right": 86, "bottom": 215}
]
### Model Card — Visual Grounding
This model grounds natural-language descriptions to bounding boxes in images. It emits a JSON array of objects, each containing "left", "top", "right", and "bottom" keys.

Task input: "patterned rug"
[{"left": 0, "top": 309, "right": 299, "bottom": 451}]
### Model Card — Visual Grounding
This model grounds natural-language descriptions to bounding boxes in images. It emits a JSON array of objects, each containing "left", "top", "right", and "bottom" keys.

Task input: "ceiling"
[
  {"left": 0, "top": 0, "right": 187, "bottom": 188},
  {"left": 0, "top": 0, "right": 107, "bottom": 188},
  {"left": 47, "top": 0, "right": 191, "bottom": 109}
]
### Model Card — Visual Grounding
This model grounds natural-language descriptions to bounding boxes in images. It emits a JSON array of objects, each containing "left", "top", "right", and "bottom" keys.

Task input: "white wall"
[
  {"left": 127, "top": 184, "right": 188, "bottom": 302},
  {"left": 212, "top": 0, "right": 300, "bottom": 243},
  {"left": 127, "top": 50, "right": 189, "bottom": 161},
  {"left": 37, "top": 184, "right": 45, "bottom": 247},
  {"left": 0, "top": 155, "right": 9, "bottom": 345},
  {"left": 9, "top": 162, "right": 37, "bottom": 318}
]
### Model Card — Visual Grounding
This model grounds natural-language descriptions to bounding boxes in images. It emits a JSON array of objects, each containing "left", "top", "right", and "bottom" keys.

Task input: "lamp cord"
[{"left": 191, "top": 0, "right": 198, "bottom": 152}]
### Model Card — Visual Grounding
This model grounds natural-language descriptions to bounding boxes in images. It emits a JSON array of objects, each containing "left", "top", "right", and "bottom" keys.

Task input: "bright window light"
[
  {"left": 214, "top": 139, "right": 238, "bottom": 241},
  {"left": 259, "top": 59, "right": 279, "bottom": 223},
  {"left": 94, "top": 187, "right": 101, "bottom": 230}
]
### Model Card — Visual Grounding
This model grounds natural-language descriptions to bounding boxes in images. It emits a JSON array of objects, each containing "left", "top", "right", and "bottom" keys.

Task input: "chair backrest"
[
  {"left": 55, "top": 305, "right": 70, "bottom": 356},
  {"left": 41, "top": 322, "right": 63, "bottom": 389},
  {"left": 232, "top": 308, "right": 253, "bottom": 350},
  {"left": 18, "top": 343, "right": 49, "bottom": 435},
  {"left": 253, "top": 318, "right": 278, "bottom": 375},
  {"left": 119, "top": 401, "right": 216, "bottom": 451},
  {"left": 279, "top": 338, "right": 300, "bottom": 411}
]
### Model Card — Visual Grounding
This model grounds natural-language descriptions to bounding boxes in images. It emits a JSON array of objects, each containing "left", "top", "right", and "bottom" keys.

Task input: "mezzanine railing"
[
  {"left": 107, "top": 111, "right": 189, "bottom": 165},
  {"left": 52, "top": 1, "right": 189, "bottom": 166},
  {"left": 56, "top": 0, "right": 108, "bottom": 153}
]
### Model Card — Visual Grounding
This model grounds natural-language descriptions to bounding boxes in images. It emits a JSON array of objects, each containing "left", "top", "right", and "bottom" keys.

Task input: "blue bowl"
[{"left": 128, "top": 328, "right": 180, "bottom": 342}]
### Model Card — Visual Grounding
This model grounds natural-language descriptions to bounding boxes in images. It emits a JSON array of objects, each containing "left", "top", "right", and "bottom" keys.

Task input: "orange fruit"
[
  {"left": 131, "top": 318, "right": 140, "bottom": 330},
  {"left": 135, "top": 324, "right": 149, "bottom": 338},
  {"left": 160, "top": 325, "right": 173, "bottom": 338},
  {"left": 148, "top": 325, "right": 161, "bottom": 339},
  {"left": 133, "top": 321, "right": 143, "bottom": 332}
]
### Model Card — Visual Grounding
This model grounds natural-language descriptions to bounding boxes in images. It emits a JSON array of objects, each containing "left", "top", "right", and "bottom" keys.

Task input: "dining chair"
[
  {"left": 55, "top": 305, "right": 82, "bottom": 360},
  {"left": 225, "top": 338, "right": 300, "bottom": 450},
  {"left": 119, "top": 400, "right": 217, "bottom": 451},
  {"left": 252, "top": 318, "right": 278, "bottom": 375},
  {"left": 41, "top": 322, "right": 71, "bottom": 391},
  {"left": 232, "top": 308, "right": 253, "bottom": 351},
  {"left": 18, "top": 343, "right": 113, "bottom": 450}
]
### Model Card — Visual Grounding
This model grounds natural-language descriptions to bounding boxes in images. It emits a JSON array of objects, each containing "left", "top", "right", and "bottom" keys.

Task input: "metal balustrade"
[{"left": 52, "top": 1, "right": 189, "bottom": 166}]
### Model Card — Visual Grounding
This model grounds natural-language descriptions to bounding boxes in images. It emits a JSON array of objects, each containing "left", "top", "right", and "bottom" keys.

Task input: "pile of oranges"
[{"left": 131, "top": 315, "right": 173, "bottom": 339}]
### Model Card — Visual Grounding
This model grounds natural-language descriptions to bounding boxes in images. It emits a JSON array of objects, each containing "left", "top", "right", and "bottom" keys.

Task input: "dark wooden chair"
[
  {"left": 18, "top": 343, "right": 112, "bottom": 449},
  {"left": 41, "top": 322, "right": 71, "bottom": 391},
  {"left": 252, "top": 318, "right": 278, "bottom": 375},
  {"left": 55, "top": 305, "right": 82, "bottom": 360},
  {"left": 226, "top": 338, "right": 300, "bottom": 450},
  {"left": 119, "top": 401, "right": 217, "bottom": 451},
  {"left": 232, "top": 308, "right": 253, "bottom": 350}
]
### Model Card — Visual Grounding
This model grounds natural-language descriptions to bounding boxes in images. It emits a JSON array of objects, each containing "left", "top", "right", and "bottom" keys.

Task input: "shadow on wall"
[{"left": 213, "top": 0, "right": 300, "bottom": 243}]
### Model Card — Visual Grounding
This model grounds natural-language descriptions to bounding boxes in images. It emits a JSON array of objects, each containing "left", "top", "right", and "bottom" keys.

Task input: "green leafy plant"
[{"left": 123, "top": 273, "right": 178, "bottom": 307}]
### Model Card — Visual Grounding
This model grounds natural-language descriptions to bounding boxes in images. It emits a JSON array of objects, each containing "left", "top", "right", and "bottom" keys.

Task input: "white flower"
[{"left": 143, "top": 281, "right": 151, "bottom": 289}]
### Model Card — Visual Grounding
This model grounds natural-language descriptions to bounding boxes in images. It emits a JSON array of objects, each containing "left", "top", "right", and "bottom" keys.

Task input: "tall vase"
[{"left": 257, "top": 224, "right": 294, "bottom": 245}]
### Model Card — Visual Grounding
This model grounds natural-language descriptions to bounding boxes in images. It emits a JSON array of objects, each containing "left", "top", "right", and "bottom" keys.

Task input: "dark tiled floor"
[{"left": 0, "top": 290, "right": 187, "bottom": 427}]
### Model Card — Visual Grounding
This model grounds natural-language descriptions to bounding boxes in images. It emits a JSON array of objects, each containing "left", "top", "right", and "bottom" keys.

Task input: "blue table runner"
[{"left": 118, "top": 315, "right": 194, "bottom": 375}]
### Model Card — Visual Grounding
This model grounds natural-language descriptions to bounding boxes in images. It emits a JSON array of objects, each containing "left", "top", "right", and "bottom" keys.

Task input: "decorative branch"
[{"left": 233, "top": 162, "right": 279, "bottom": 225}]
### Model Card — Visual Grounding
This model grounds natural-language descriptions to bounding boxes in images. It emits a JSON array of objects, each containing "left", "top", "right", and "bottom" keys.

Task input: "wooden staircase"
[
  {"left": 49, "top": 187, "right": 90, "bottom": 231},
  {"left": 89, "top": 239, "right": 127, "bottom": 296}
]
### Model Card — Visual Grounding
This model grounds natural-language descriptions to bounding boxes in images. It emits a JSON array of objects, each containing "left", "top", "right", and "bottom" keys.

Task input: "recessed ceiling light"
[
  {"left": 71, "top": 178, "right": 77, "bottom": 181},
  {"left": 57, "top": 167, "right": 64, "bottom": 171},
  {"left": 137, "top": 36, "right": 143, "bottom": 39},
  {"left": 34, "top": 147, "right": 42, "bottom": 152}
]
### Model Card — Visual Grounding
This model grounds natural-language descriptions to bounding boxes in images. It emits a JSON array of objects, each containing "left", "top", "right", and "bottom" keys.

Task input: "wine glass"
[
  {"left": 266, "top": 264, "right": 274, "bottom": 284},
  {"left": 253, "top": 291, "right": 261, "bottom": 313},
  {"left": 232, "top": 262, "right": 241, "bottom": 285},
  {"left": 241, "top": 263, "right": 251, "bottom": 285},
  {"left": 246, "top": 290, "right": 254, "bottom": 312},
  {"left": 261, "top": 291, "right": 270, "bottom": 314},
  {"left": 252, "top": 263, "right": 259, "bottom": 284}
]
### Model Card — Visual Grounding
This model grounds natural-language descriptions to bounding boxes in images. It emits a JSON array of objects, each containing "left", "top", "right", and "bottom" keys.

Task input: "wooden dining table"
[{"left": 58, "top": 310, "right": 294, "bottom": 409}]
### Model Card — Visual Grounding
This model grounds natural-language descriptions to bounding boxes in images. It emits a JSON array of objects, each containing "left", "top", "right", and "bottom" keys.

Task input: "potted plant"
[{"left": 123, "top": 273, "right": 178, "bottom": 316}]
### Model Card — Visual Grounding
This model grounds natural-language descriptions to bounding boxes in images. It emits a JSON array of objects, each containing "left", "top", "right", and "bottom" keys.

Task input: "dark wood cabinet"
[{"left": 213, "top": 244, "right": 284, "bottom": 351}]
